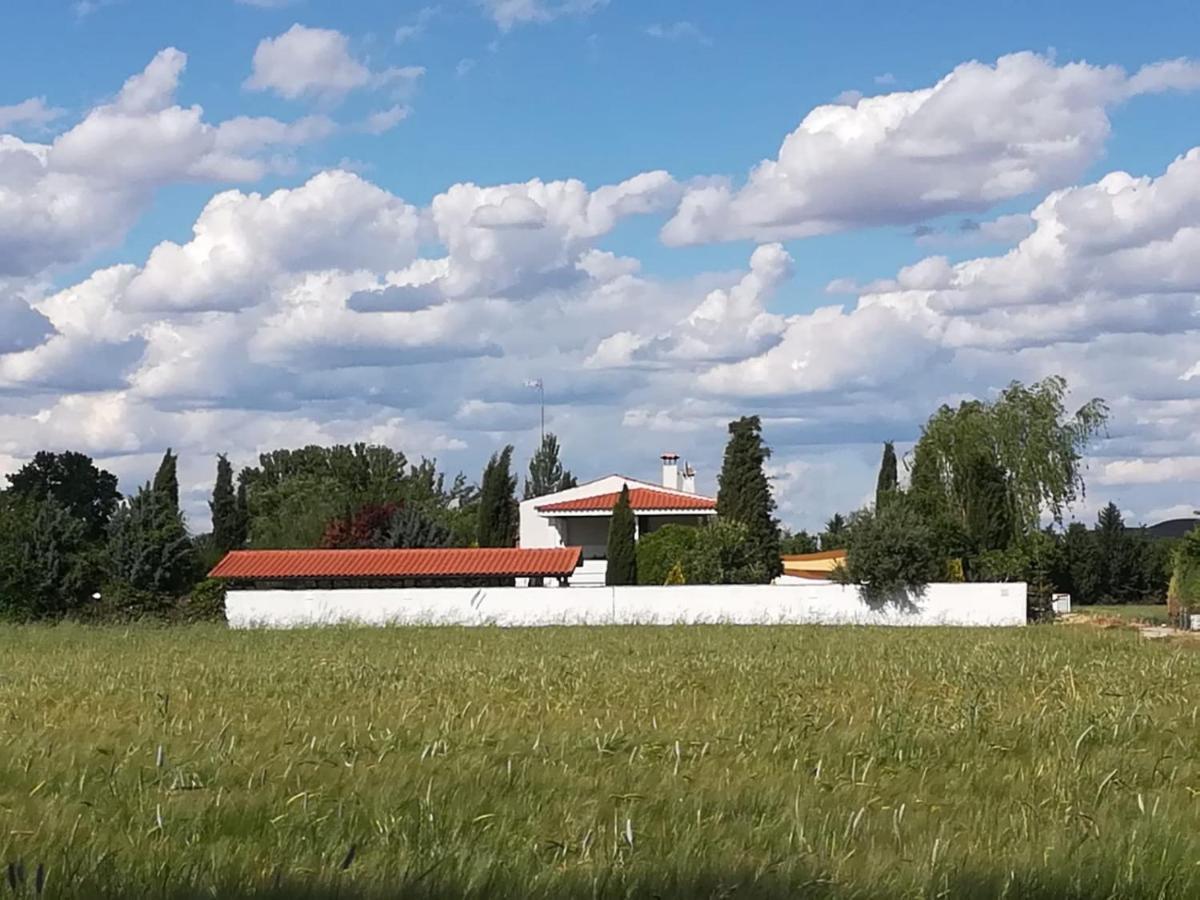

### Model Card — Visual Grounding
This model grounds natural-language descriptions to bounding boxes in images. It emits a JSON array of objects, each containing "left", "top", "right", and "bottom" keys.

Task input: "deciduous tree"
[{"left": 6, "top": 450, "right": 120, "bottom": 540}]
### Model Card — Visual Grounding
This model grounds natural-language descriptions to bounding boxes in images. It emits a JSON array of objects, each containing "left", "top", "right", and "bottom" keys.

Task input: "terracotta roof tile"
[
  {"left": 209, "top": 547, "right": 582, "bottom": 580},
  {"left": 537, "top": 487, "right": 716, "bottom": 513}
]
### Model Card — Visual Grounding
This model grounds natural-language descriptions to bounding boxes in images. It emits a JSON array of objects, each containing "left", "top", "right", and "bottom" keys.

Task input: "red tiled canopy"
[
  {"left": 209, "top": 547, "right": 582, "bottom": 580},
  {"left": 537, "top": 487, "right": 716, "bottom": 513}
]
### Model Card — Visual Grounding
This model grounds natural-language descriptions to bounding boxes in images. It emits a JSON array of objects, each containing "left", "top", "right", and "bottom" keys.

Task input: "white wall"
[{"left": 227, "top": 582, "right": 1027, "bottom": 629}]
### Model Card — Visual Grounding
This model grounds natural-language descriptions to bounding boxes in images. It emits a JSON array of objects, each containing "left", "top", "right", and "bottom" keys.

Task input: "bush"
[
  {"left": 837, "top": 499, "right": 944, "bottom": 608},
  {"left": 684, "top": 519, "right": 768, "bottom": 585},
  {"left": 77, "top": 580, "right": 172, "bottom": 623},
  {"left": 181, "top": 578, "right": 227, "bottom": 623},
  {"left": 636, "top": 525, "right": 700, "bottom": 585},
  {"left": 1168, "top": 527, "right": 1200, "bottom": 626}
]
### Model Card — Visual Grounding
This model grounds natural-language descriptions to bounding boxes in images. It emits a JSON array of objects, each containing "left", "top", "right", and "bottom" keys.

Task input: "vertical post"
[{"left": 539, "top": 379, "right": 545, "bottom": 447}]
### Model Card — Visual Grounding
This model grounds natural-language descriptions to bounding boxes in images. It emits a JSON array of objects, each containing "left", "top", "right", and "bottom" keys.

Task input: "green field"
[
  {"left": 1, "top": 624, "right": 1198, "bottom": 899},
  {"left": 1080, "top": 604, "right": 1171, "bottom": 625}
]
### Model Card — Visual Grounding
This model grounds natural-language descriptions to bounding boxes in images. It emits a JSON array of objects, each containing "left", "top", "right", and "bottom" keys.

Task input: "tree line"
[
  {"left": 0, "top": 435, "right": 580, "bottom": 621},
  {"left": 3, "top": 374, "right": 1196, "bottom": 623}
]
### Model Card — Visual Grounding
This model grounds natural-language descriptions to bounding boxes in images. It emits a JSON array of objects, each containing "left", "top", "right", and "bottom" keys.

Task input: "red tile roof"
[
  {"left": 209, "top": 547, "right": 582, "bottom": 580},
  {"left": 537, "top": 487, "right": 717, "bottom": 513}
]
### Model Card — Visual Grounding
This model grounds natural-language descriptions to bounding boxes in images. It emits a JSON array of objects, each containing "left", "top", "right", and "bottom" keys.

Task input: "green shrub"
[
  {"left": 1168, "top": 527, "right": 1200, "bottom": 626},
  {"left": 684, "top": 519, "right": 767, "bottom": 585},
  {"left": 636, "top": 525, "right": 700, "bottom": 585},
  {"left": 181, "top": 578, "right": 227, "bottom": 623},
  {"left": 837, "top": 499, "right": 944, "bottom": 608}
]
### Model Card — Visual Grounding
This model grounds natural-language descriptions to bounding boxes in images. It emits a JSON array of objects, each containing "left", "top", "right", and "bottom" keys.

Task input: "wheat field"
[{"left": 0, "top": 623, "right": 1197, "bottom": 898}]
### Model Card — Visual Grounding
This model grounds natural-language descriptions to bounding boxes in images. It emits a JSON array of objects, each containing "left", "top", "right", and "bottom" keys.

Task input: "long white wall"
[{"left": 226, "top": 582, "right": 1027, "bottom": 629}]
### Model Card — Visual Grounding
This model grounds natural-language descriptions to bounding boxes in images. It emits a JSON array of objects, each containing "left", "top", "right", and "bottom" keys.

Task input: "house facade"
[{"left": 519, "top": 453, "right": 717, "bottom": 582}]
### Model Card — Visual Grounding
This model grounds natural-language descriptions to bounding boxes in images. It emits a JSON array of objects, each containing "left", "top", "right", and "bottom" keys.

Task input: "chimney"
[
  {"left": 660, "top": 452, "right": 680, "bottom": 490},
  {"left": 680, "top": 462, "right": 696, "bottom": 494}
]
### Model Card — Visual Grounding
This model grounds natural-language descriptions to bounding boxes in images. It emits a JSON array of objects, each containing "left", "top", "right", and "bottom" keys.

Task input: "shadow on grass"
[{"left": 61, "top": 865, "right": 1187, "bottom": 900}]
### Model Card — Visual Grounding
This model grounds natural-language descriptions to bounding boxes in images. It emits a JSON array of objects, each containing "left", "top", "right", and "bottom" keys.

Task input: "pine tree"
[
  {"left": 716, "top": 416, "right": 782, "bottom": 581},
  {"left": 875, "top": 442, "right": 898, "bottom": 511},
  {"left": 153, "top": 449, "right": 180, "bottom": 514},
  {"left": 1095, "top": 502, "right": 1137, "bottom": 602},
  {"left": 210, "top": 455, "right": 241, "bottom": 556},
  {"left": 477, "top": 446, "right": 518, "bottom": 548},
  {"left": 524, "top": 433, "right": 577, "bottom": 499},
  {"left": 605, "top": 484, "right": 637, "bottom": 585}
]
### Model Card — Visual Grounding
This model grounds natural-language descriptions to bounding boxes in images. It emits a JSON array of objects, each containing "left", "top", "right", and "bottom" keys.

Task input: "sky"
[{"left": 2, "top": 0, "right": 1200, "bottom": 532}]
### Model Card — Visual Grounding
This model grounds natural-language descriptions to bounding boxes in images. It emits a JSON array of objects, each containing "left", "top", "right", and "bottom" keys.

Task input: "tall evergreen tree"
[
  {"left": 1095, "top": 502, "right": 1137, "bottom": 602},
  {"left": 875, "top": 442, "right": 898, "bottom": 511},
  {"left": 605, "top": 484, "right": 637, "bottom": 585},
  {"left": 209, "top": 455, "right": 241, "bottom": 556},
  {"left": 524, "top": 433, "right": 577, "bottom": 499},
  {"left": 152, "top": 449, "right": 180, "bottom": 514},
  {"left": 233, "top": 478, "right": 249, "bottom": 550},
  {"left": 716, "top": 416, "right": 782, "bottom": 581},
  {"left": 107, "top": 482, "right": 196, "bottom": 596},
  {"left": 477, "top": 446, "right": 518, "bottom": 548}
]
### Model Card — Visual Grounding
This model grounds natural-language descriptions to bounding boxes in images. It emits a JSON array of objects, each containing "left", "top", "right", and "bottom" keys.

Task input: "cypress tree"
[
  {"left": 716, "top": 416, "right": 782, "bottom": 581},
  {"left": 210, "top": 455, "right": 239, "bottom": 556},
  {"left": 233, "top": 478, "right": 249, "bottom": 549},
  {"left": 107, "top": 481, "right": 196, "bottom": 596},
  {"left": 477, "top": 446, "right": 518, "bottom": 547},
  {"left": 152, "top": 449, "right": 180, "bottom": 514},
  {"left": 605, "top": 484, "right": 637, "bottom": 585},
  {"left": 875, "top": 441, "right": 898, "bottom": 511}
]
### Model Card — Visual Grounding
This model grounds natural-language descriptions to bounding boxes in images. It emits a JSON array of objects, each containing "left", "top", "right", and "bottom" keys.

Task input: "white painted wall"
[{"left": 227, "top": 582, "right": 1027, "bottom": 629}]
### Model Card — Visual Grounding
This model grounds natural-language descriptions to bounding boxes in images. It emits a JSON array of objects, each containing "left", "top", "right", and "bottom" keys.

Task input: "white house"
[{"left": 519, "top": 453, "right": 717, "bottom": 583}]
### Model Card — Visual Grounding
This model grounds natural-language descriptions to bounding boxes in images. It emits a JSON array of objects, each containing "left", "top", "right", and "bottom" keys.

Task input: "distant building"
[
  {"left": 777, "top": 549, "right": 847, "bottom": 585},
  {"left": 519, "top": 453, "right": 717, "bottom": 584}
]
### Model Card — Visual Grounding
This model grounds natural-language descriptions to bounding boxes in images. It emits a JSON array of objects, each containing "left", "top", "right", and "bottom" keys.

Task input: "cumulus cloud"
[
  {"left": 245, "top": 24, "right": 423, "bottom": 102},
  {"left": 662, "top": 52, "right": 1200, "bottom": 245},
  {"left": 0, "top": 98, "right": 64, "bottom": 132},
  {"left": 587, "top": 243, "right": 793, "bottom": 366},
  {"left": 0, "top": 49, "right": 337, "bottom": 277},
  {"left": 6, "top": 47, "right": 1200, "bottom": 530}
]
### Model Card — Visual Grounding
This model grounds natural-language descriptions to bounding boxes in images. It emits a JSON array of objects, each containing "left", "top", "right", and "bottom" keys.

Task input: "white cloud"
[
  {"left": 361, "top": 105, "right": 409, "bottom": 134},
  {"left": 645, "top": 21, "right": 711, "bottom": 46},
  {"left": 662, "top": 52, "right": 1200, "bottom": 245},
  {"left": 1097, "top": 457, "right": 1200, "bottom": 485},
  {"left": 245, "top": 24, "right": 422, "bottom": 102},
  {"left": 480, "top": 0, "right": 606, "bottom": 30},
  {"left": 0, "top": 49, "right": 337, "bottom": 278},
  {"left": 0, "top": 98, "right": 64, "bottom": 132}
]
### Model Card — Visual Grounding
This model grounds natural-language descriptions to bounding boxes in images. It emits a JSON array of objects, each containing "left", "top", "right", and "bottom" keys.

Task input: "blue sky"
[{"left": 2, "top": 0, "right": 1200, "bottom": 529}]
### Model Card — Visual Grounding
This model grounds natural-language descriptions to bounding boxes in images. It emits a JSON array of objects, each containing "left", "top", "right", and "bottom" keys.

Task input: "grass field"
[
  {"left": 1080, "top": 604, "right": 1171, "bottom": 625},
  {"left": 1, "top": 624, "right": 1199, "bottom": 899}
]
